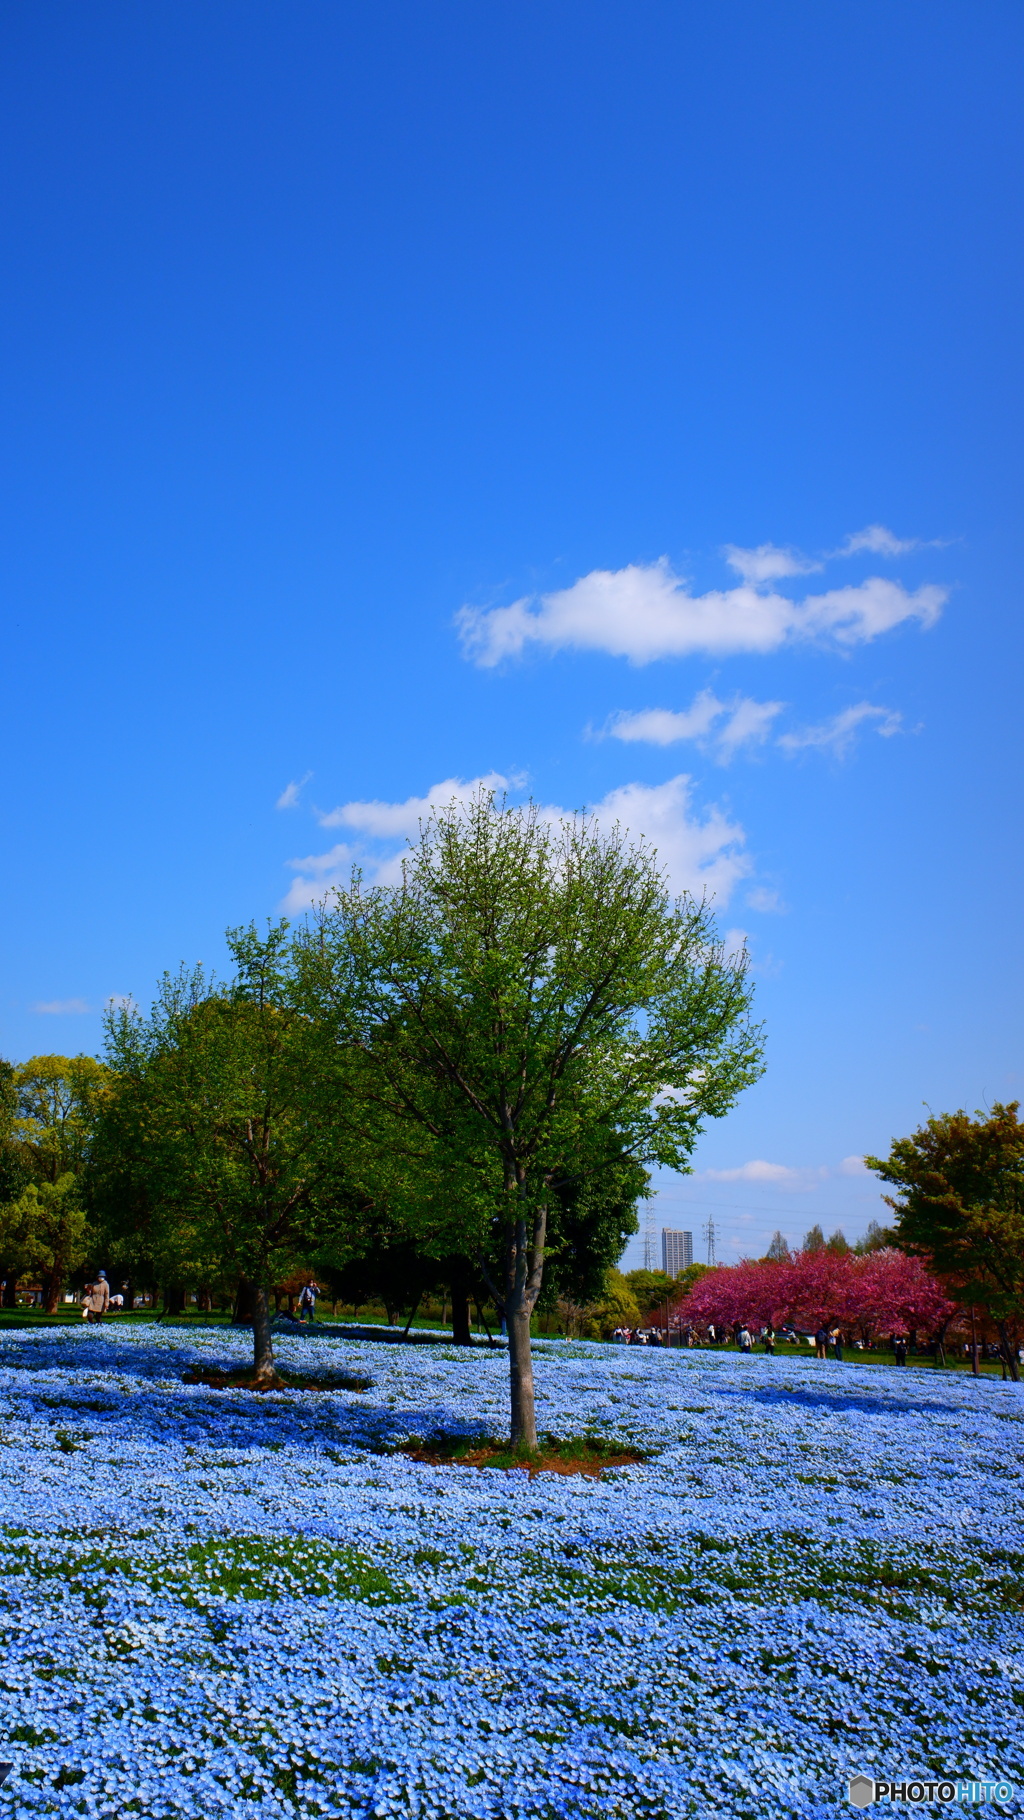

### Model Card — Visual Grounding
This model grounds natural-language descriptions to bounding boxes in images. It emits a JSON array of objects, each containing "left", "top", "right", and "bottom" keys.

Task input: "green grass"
[{"left": 0, "top": 1525, "right": 404, "bottom": 1609}]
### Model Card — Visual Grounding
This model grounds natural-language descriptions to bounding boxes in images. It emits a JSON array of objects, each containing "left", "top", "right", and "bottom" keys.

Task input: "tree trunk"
[
  {"left": 450, "top": 1285, "right": 472, "bottom": 1346},
  {"left": 43, "top": 1273, "right": 61, "bottom": 1316},
  {"left": 402, "top": 1294, "right": 421, "bottom": 1339},
  {"left": 507, "top": 1305, "right": 537, "bottom": 1448},
  {"left": 2, "top": 1276, "right": 18, "bottom": 1309},
  {"left": 252, "top": 1287, "right": 276, "bottom": 1381},
  {"left": 474, "top": 1298, "right": 496, "bottom": 1348},
  {"left": 503, "top": 1196, "right": 547, "bottom": 1450},
  {"left": 997, "top": 1320, "right": 1020, "bottom": 1383}
]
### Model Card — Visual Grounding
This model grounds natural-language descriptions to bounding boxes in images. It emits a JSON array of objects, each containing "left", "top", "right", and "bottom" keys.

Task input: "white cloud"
[
  {"left": 457, "top": 559, "right": 945, "bottom": 667},
  {"left": 607, "top": 690, "right": 784, "bottom": 762},
  {"left": 284, "top": 774, "right": 516, "bottom": 913},
  {"left": 745, "top": 886, "right": 785, "bottom": 914},
  {"left": 607, "top": 691, "right": 724, "bottom": 746},
  {"left": 32, "top": 998, "right": 91, "bottom": 1015},
  {"left": 715, "top": 696, "right": 785, "bottom": 758},
  {"left": 701, "top": 1159, "right": 826, "bottom": 1188},
  {"left": 833, "top": 524, "right": 924, "bottom": 558},
  {"left": 582, "top": 775, "right": 749, "bottom": 903},
  {"left": 282, "top": 842, "right": 358, "bottom": 915},
  {"left": 779, "top": 702, "right": 902, "bottom": 758},
  {"left": 838, "top": 1154, "right": 870, "bottom": 1177},
  {"left": 723, "top": 542, "right": 820, "bottom": 582},
  {"left": 695, "top": 1153, "right": 878, "bottom": 1191},
  {"left": 722, "top": 928, "right": 749, "bottom": 963},
  {"left": 284, "top": 770, "right": 750, "bottom": 914},
  {"left": 276, "top": 772, "right": 312, "bottom": 810},
  {"left": 318, "top": 772, "right": 512, "bottom": 837}
]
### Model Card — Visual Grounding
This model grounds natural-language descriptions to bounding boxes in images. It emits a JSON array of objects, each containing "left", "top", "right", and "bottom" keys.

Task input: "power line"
[{"left": 648, "top": 1193, "right": 878, "bottom": 1219}]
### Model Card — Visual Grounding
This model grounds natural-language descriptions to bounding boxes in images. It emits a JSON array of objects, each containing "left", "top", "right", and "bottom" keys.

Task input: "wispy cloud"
[
  {"left": 607, "top": 692, "right": 724, "bottom": 747},
  {"left": 716, "top": 696, "right": 785, "bottom": 759},
  {"left": 283, "top": 774, "right": 516, "bottom": 912},
  {"left": 318, "top": 772, "right": 514, "bottom": 837},
  {"left": 457, "top": 559, "right": 945, "bottom": 667},
  {"left": 832, "top": 524, "right": 929, "bottom": 558},
  {"left": 606, "top": 690, "right": 784, "bottom": 761},
  {"left": 779, "top": 702, "right": 903, "bottom": 757},
  {"left": 700, "top": 1159, "right": 827, "bottom": 1189},
  {"left": 745, "top": 886, "right": 785, "bottom": 914},
  {"left": 276, "top": 772, "right": 312, "bottom": 810},
  {"left": 284, "top": 770, "right": 750, "bottom": 913},
  {"left": 838, "top": 1155, "right": 870, "bottom": 1177},
  {"left": 723, "top": 542, "right": 820, "bottom": 583},
  {"left": 585, "top": 775, "right": 750, "bottom": 903},
  {"left": 32, "top": 998, "right": 92, "bottom": 1015},
  {"left": 696, "top": 1153, "right": 877, "bottom": 1192}
]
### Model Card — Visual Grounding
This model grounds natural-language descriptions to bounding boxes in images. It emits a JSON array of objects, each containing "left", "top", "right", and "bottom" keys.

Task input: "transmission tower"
[
  {"left": 703, "top": 1217, "right": 718, "bottom": 1267},
  {"left": 643, "top": 1205, "right": 656, "bottom": 1271}
]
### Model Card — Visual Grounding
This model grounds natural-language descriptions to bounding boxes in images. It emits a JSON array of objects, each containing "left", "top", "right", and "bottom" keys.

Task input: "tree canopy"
[
  {"left": 867, "top": 1102, "right": 1024, "bottom": 1380},
  {"left": 295, "top": 791, "right": 764, "bottom": 1445},
  {"left": 100, "top": 923, "right": 359, "bottom": 1378}
]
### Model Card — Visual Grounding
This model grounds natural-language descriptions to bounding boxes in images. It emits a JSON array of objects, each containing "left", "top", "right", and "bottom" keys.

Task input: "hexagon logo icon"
[{"left": 848, "top": 1776, "right": 875, "bottom": 1808}]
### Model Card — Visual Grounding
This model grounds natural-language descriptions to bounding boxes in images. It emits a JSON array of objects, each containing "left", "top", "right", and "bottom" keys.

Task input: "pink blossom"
[{"left": 674, "top": 1248, "right": 954, "bottom": 1340}]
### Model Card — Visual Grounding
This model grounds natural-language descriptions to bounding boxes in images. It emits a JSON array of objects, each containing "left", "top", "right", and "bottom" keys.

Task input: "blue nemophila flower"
[{"left": 0, "top": 1325, "right": 1018, "bottom": 1816}]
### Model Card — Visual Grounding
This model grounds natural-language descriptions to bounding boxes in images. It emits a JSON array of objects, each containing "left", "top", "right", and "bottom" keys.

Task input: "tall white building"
[{"left": 662, "top": 1228, "right": 693, "bottom": 1276}]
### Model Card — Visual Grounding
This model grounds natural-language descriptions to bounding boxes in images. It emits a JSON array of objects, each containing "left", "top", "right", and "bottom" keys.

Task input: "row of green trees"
[{"left": 1, "top": 797, "right": 765, "bottom": 1446}]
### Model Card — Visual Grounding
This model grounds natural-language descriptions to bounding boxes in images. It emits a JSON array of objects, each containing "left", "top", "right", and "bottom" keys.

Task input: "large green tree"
[
  {"left": 101, "top": 922, "right": 357, "bottom": 1379},
  {"left": 0, "top": 1176, "right": 89, "bottom": 1313},
  {"left": 0, "top": 1055, "right": 106, "bottom": 1306},
  {"left": 295, "top": 792, "right": 764, "bottom": 1446},
  {"left": 0, "top": 1062, "right": 28, "bottom": 1208},
  {"left": 867, "top": 1102, "right": 1024, "bottom": 1381},
  {"left": 15, "top": 1055, "right": 109, "bottom": 1183}
]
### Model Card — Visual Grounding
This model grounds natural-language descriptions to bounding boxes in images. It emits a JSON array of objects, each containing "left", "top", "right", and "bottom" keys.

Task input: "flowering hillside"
[{"left": 0, "top": 1325, "right": 1020, "bottom": 1818}]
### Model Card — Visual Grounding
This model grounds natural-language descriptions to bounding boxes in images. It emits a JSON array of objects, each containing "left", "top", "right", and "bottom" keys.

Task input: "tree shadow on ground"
[
  {"left": 711, "top": 1377, "right": 1005, "bottom": 1421},
  {"left": 0, "top": 1333, "right": 488, "bottom": 1456}
]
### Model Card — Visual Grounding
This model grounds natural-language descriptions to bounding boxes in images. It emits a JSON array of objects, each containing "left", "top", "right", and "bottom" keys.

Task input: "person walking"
[
  {"left": 830, "top": 1327, "right": 844, "bottom": 1363},
  {"left": 763, "top": 1326, "right": 775, "bottom": 1355},
  {"left": 814, "top": 1325, "right": 828, "bottom": 1360},
  {"left": 297, "top": 1280, "right": 319, "bottom": 1324},
  {"left": 894, "top": 1335, "right": 907, "bottom": 1366},
  {"left": 83, "top": 1273, "right": 110, "bottom": 1325},
  {"left": 738, "top": 1325, "right": 753, "bottom": 1354}
]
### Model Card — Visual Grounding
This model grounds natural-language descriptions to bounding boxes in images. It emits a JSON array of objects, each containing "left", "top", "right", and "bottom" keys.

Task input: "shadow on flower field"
[
  {"left": 0, "top": 1331, "right": 493, "bottom": 1458},
  {"left": 712, "top": 1374, "right": 1002, "bottom": 1422}
]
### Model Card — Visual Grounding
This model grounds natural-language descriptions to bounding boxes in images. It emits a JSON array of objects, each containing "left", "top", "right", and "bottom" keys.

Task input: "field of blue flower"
[{"left": 0, "top": 1324, "right": 1019, "bottom": 1820}]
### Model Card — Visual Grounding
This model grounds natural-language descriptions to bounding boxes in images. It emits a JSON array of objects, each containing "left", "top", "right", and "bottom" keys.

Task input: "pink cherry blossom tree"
[{"left": 674, "top": 1247, "right": 954, "bottom": 1345}]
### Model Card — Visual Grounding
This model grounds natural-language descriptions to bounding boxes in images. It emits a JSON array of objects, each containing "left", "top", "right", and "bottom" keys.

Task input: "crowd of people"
[{"left": 629, "top": 1320, "right": 896, "bottom": 1360}]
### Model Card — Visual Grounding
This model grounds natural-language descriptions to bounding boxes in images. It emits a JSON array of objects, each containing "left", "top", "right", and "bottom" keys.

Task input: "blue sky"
[{"left": 3, "top": 2, "right": 1022, "bottom": 1264}]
